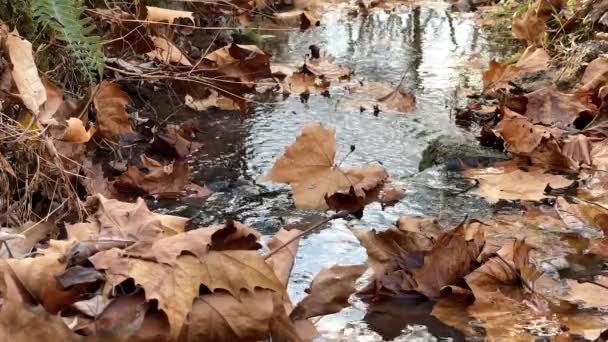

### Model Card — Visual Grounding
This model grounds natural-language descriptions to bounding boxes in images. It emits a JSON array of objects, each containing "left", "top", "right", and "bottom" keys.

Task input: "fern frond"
[{"left": 32, "top": 0, "right": 104, "bottom": 83}]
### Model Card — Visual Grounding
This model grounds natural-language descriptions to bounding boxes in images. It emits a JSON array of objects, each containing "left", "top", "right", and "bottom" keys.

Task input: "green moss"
[{"left": 0, "top": 0, "right": 39, "bottom": 41}]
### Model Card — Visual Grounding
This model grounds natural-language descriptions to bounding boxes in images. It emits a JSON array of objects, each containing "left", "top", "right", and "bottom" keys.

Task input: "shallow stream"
[{"left": 151, "top": 2, "right": 509, "bottom": 340}]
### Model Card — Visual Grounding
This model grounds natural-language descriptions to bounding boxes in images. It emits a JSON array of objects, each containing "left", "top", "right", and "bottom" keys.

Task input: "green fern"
[{"left": 32, "top": 0, "right": 104, "bottom": 83}]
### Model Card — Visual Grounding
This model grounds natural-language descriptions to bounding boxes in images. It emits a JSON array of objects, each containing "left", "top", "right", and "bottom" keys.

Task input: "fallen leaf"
[
  {"left": 147, "top": 36, "right": 192, "bottom": 66},
  {"left": 580, "top": 54, "right": 608, "bottom": 93},
  {"left": 0, "top": 221, "right": 52, "bottom": 258},
  {"left": 274, "top": 10, "right": 320, "bottom": 30},
  {"left": 59, "top": 118, "right": 96, "bottom": 143},
  {"left": 512, "top": 5, "right": 546, "bottom": 46},
  {"left": 89, "top": 248, "right": 284, "bottom": 338},
  {"left": 201, "top": 44, "right": 271, "bottom": 85},
  {"left": 93, "top": 81, "right": 132, "bottom": 139},
  {"left": 114, "top": 155, "right": 191, "bottom": 197},
  {"left": 40, "top": 78, "right": 64, "bottom": 123},
  {"left": 524, "top": 86, "right": 594, "bottom": 128},
  {"left": 0, "top": 240, "right": 89, "bottom": 314},
  {"left": 494, "top": 108, "right": 560, "bottom": 154},
  {"left": 179, "top": 289, "right": 300, "bottom": 342},
  {"left": 184, "top": 91, "right": 239, "bottom": 111},
  {"left": 379, "top": 187, "right": 406, "bottom": 208},
  {"left": 561, "top": 134, "right": 594, "bottom": 167},
  {"left": 65, "top": 194, "right": 187, "bottom": 241},
  {"left": 145, "top": 6, "right": 194, "bottom": 24},
  {"left": 267, "top": 123, "right": 387, "bottom": 209},
  {"left": 337, "top": 81, "right": 416, "bottom": 113},
  {"left": 266, "top": 228, "right": 301, "bottom": 287},
  {"left": 561, "top": 277, "right": 608, "bottom": 309},
  {"left": 125, "top": 220, "right": 260, "bottom": 264},
  {"left": 283, "top": 68, "right": 330, "bottom": 95},
  {"left": 482, "top": 47, "right": 549, "bottom": 94},
  {"left": 305, "top": 49, "right": 351, "bottom": 80},
  {"left": 376, "top": 88, "right": 416, "bottom": 113},
  {"left": 6, "top": 30, "right": 46, "bottom": 114},
  {"left": 0, "top": 272, "right": 82, "bottom": 342},
  {"left": 463, "top": 162, "right": 573, "bottom": 202},
  {"left": 155, "top": 120, "right": 202, "bottom": 158},
  {"left": 290, "top": 264, "right": 367, "bottom": 320}
]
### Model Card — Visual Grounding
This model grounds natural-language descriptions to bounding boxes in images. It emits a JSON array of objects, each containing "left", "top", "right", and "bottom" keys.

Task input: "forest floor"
[{"left": 2, "top": 0, "right": 608, "bottom": 341}]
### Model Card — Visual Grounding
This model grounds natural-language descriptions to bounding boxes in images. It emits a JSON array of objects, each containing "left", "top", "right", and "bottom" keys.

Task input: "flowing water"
[{"left": 152, "top": 2, "right": 510, "bottom": 340}]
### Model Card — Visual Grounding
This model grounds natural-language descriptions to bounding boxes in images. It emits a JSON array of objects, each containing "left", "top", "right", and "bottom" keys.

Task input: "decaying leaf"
[
  {"left": 580, "top": 54, "right": 608, "bottom": 93},
  {"left": 6, "top": 29, "right": 46, "bottom": 114},
  {"left": 201, "top": 44, "right": 272, "bottom": 85},
  {"left": 337, "top": 81, "right": 416, "bottom": 113},
  {"left": 93, "top": 81, "right": 132, "bottom": 139},
  {"left": 494, "top": 108, "right": 560, "bottom": 154},
  {"left": 266, "top": 228, "right": 301, "bottom": 287},
  {"left": 482, "top": 47, "right": 549, "bottom": 94},
  {"left": 147, "top": 36, "right": 192, "bottom": 66},
  {"left": 512, "top": 0, "right": 548, "bottom": 47},
  {"left": 0, "top": 272, "right": 82, "bottom": 342},
  {"left": 65, "top": 194, "right": 187, "bottom": 241},
  {"left": 155, "top": 119, "right": 202, "bottom": 158},
  {"left": 180, "top": 289, "right": 301, "bottom": 342},
  {"left": 524, "top": 86, "right": 593, "bottom": 128},
  {"left": 59, "top": 118, "right": 96, "bottom": 143},
  {"left": 89, "top": 249, "right": 284, "bottom": 338},
  {"left": 304, "top": 49, "right": 351, "bottom": 81},
  {"left": 463, "top": 162, "right": 573, "bottom": 202},
  {"left": 145, "top": 6, "right": 194, "bottom": 24},
  {"left": 114, "top": 155, "right": 193, "bottom": 197},
  {"left": 267, "top": 123, "right": 387, "bottom": 210},
  {"left": 185, "top": 91, "right": 239, "bottom": 112},
  {"left": 290, "top": 264, "right": 367, "bottom": 320}
]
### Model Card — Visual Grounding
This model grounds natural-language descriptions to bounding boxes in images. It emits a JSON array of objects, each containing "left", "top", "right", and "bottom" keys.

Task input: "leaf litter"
[{"left": 3, "top": 0, "right": 608, "bottom": 340}]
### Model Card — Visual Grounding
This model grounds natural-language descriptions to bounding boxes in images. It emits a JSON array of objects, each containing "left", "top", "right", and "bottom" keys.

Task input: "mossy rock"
[{"left": 419, "top": 135, "right": 506, "bottom": 171}]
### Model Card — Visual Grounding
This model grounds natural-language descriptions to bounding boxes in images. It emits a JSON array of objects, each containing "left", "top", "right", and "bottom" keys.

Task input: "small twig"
[
  {"left": 578, "top": 279, "right": 608, "bottom": 291},
  {"left": 264, "top": 210, "right": 350, "bottom": 260}
]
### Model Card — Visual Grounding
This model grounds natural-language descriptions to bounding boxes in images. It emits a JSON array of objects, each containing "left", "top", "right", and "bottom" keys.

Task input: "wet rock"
[
  {"left": 555, "top": 40, "right": 608, "bottom": 90},
  {"left": 419, "top": 135, "right": 506, "bottom": 171},
  {"left": 511, "top": 69, "right": 554, "bottom": 93}
]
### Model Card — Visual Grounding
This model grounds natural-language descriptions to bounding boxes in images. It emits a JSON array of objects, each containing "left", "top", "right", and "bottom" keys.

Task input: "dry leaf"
[
  {"left": 0, "top": 240, "right": 88, "bottom": 314},
  {"left": 337, "top": 81, "right": 416, "bottom": 113},
  {"left": 580, "top": 54, "right": 608, "bottom": 93},
  {"left": 89, "top": 249, "right": 284, "bottom": 338},
  {"left": 184, "top": 91, "right": 239, "bottom": 111},
  {"left": 267, "top": 123, "right": 387, "bottom": 209},
  {"left": 494, "top": 108, "right": 560, "bottom": 154},
  {"left": 290, "top": 264, "right": 367, "bottom": 320},
  {"left": 40, "top": 78, "right": 64, "bottom": 123},
  {"left": 59, "top": 118, "right": 96, "bottom": 143},
  {"left": 266, "top": 228, "right": 301, "bottom": 287},
  {"left": 482, "top": 47, "right": 549, "bottom": 94},
  {"left": 65, "top": 194, "right": 187, "bottom": 241},
  {"left": 305, "top": 50, "right": 351, "bottom": 80},
  {"left": 147, "top": 36, "right": 192, "bottom": 66},
  {"left": 463, "top": 162, "right": 573, "bottom": 202},
  {"left": 145, "top": 6, "right": 194, "bottom": 24},
  {"left": 114, "top": 155, "right": 192, "bottom": 197},
  {"left": 93, "top": 81, "right": 132, "bottom": 139},
  {"left": 0, "top": 272, "right": 82, "bottom": 342},
  {"left": 524, "top": 86, "right": 593, "bottom": 128},
  {"left": 6, "top": 30, "right": 46, "bottom": 114},
  {"left": 179, "top": 289, "right": 301, "bottom": 342}
]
